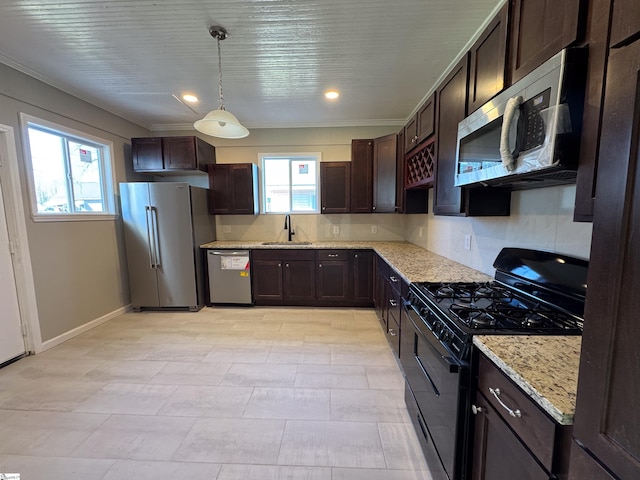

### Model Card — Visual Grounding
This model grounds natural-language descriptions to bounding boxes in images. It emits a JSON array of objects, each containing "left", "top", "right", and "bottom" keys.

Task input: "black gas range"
[{"left": 401, "top": 248, "right": 588, "bottom": 480}]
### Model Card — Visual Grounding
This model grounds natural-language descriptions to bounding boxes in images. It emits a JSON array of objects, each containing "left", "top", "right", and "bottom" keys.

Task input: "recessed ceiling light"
[
  {"left": 325, "top": 90, "right": 340, "bottom": 100},
  {"left": 182, "top": 94, "right": 199, "bottom": 103}
]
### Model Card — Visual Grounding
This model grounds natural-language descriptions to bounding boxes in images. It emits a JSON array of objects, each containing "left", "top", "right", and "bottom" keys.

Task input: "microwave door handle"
[{"left": 500, "top": 95, "right": 523, "bottom": 171}]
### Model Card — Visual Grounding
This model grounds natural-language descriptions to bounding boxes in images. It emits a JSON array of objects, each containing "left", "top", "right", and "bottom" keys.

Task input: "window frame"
[
  {"left": 259, "top": 153, "right": 321, "bottom": 214},
  {"left": 19, "top": 113, "right": 117, "bottom": 222}
]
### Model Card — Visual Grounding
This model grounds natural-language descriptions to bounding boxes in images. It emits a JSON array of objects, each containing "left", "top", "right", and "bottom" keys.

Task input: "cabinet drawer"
[
  {"left": 478, "top": 354, "right": 557, "bottom": 470},
  {"left": 252, "top": 249, "right": 315, "bottom": 261},
  {"left": 316, "top": 250, "right": 349, "bottom": 261}
]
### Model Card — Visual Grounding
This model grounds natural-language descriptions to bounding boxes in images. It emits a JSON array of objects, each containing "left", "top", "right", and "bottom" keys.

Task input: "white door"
[{"left": 0, "top": 172, "right": 25, "bottom": 363}]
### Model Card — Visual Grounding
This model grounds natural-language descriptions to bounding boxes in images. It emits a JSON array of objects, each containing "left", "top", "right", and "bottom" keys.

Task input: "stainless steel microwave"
[{"left": 455, "top": 48, "right": 587, "bottom": 189}]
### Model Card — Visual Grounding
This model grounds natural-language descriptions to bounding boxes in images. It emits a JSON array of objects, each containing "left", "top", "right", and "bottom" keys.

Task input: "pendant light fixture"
[{"left": 194, "top": 26, "right": 249, "bottom": 139}]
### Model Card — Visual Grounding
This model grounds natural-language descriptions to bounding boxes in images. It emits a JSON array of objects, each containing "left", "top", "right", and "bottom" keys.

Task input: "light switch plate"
[
  {"left": 222, "top": 226, "right": 231, "bottom": 234},
  {"left": 333, "top": 225, "right": 340, "bottom": 235},
  {"left": 464, "top": 234, "right": 472, "bottom": 251},
  {"left": 371, "top": 225, "right": 378, "bottom": 234}
]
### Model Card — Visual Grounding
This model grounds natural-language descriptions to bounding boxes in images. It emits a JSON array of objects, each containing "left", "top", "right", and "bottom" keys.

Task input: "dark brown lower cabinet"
[
  {"left": 252, "top": 249, "right": 374, "bottom": 307},
  {"left": 472, "top": 354, "right": 572, "bottom": 480}
]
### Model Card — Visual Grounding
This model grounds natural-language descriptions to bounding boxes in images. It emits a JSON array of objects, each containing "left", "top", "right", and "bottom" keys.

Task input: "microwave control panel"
[{"left": 520, "top": 88, "right": 551, "bottom": 152}]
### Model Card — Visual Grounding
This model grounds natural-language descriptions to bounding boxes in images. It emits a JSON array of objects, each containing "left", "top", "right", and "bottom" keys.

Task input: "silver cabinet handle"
[
  {"left": 389, "top": 299, "right": 398, "bottom": 307},
  {"left": 389, "top": 328, "right": 397, "bottom": 336},
  {"left": 328, "top": 253, "right": 339, "bottom": 257},
  {"left": 489, "top": 388, "right": 521, "bottom": 418},
  {"left": 390, "top": 276, "right": 398, "bottom": 283}
]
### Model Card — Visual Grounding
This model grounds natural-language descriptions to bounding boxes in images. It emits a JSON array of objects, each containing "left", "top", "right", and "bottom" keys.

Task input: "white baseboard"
[{"left": 37, "top": 305, "right": 132, "bottom": 353}]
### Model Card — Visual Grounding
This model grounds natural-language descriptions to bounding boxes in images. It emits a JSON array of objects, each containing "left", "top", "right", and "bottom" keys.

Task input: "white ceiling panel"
[{"left": 0, "top": 0, "right": 503, "bottom": 130}]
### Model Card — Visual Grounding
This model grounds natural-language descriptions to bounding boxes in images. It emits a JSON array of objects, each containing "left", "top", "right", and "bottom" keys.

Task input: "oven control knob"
[{"left": 442, "top": 331, "right": 451, "bottom": 343}]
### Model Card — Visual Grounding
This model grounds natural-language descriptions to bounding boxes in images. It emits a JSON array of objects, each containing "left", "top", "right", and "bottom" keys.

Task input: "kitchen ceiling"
[{"left": 0, "top": 0, "right": 502, "bottom": 131}]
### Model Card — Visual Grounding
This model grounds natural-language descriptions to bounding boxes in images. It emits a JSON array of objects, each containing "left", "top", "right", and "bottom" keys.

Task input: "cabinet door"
[
  {"left": 132, "top": 137, "right": 163, "bottom": 171},
  {"left": 610, "top": 0, "right": 640, "bottom": 48},
  {"left": 416, "top": 93, "right": 436, "bottom": 143},
  {"left": 208, "top": 164, "right": 232, "bottom": 214},
  {"left": 162, "top": 137, "right": 197, "bottom": 170},
  {"left": 471, "top": 393, "right": 550, "bottom": 480},
  {"left": 350, "top": 139, "right": 373, "bottom": 213},
  {"left": 570, "top": 38, "right": 640, "bottom": 480},
  {"left": 252, "top": 260, "right": 283, "bottom": 303},
  {"left": 404, "top": 115, "right": 419, "bottom": 152},
  {"left": 320, "top": 162, "right": 351, "bottom": 213},
  {"left": 509, "top": 0, "right": 585, "bottom": 83},
  {"left": 230, "top": 164, "right": 257, "bottom": 214},
  {"left": 352, "top": 250, "right": 374, "bottom": 305},
  {"left": 283, "top": 260, "right": 316, "bottom": 305},
  {"left": 316, "top": 261, "right": 350, "bottom": 303},
  {"left": 434, "top": 55, "right": 468, "bottom": 216},
  {"left": 373, "top": 133, "right": 398, "bottom": 213},
  {"left": 468, "top": 4, "right": 508, "bottom": 113}
]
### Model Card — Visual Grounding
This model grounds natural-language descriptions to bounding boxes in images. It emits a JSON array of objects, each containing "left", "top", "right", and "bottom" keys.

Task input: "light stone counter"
[
  {"left": 200, "top": 240, "right": 492, "bottom": 284},
  {"left": 473, "top": 335, "right": 581, "bottom": 425}
]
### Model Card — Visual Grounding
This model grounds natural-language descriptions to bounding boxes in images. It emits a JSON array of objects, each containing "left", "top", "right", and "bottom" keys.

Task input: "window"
[
  {"left": 20, "top": 114, "right": 116, "bottom": 221},
  {"left": 260, "top": 154, "right": 320, "bottom": 213}
]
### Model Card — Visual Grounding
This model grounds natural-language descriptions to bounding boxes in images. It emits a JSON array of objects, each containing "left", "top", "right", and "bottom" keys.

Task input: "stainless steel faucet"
[{"left": 284, "top": 214, "right": 295, "bottom": 242}]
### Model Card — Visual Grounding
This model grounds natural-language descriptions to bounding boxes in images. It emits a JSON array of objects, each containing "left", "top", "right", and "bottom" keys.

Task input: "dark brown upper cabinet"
[
  {"left": 131, "top": 136, "right": 215, "bottom": 174},
  {"left": 569, "top": 37, "right": 640, "bottom": 480},
  {"left": 433, "top": 54, "right": 511, "bottom": 217},
  {"left": 350, "top": 139, "right": 374, "bottom": 213},
  {"left": 373, "top": 133, "right": 398, "bottom": 213},
  {"left": 468, "top": 4, "right": 509, "bottom": 114},
  {"left": 207, "top": 163, "right": 259, "bottom": 215},
  {"left": 609, "top": 0, "right": 640, "bottom": 48},
  {"left": 509, "top": 0, "right": 586, "bottom": 84},
  {"left": 404, "top": 94, "right": 436, "bottom": 153},
  {"left": 320, "top": 162, "right": 351, "bottom": 213},
  {"left": 573, "top": 0, "right": 613, "bottom": 222}
]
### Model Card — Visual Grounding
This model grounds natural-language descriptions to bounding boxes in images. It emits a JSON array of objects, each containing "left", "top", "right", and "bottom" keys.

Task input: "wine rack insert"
[{"left": 405, "top": 137, "right": 435, "bottom": 189}]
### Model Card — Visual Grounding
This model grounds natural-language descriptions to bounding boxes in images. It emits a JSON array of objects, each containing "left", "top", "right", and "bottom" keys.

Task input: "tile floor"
[{"left": 0, "top": 307, "right": 431, "bottom": 479}]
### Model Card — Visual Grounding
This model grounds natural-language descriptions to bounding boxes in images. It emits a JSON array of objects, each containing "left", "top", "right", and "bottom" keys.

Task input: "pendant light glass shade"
[
  {"left": 194, "top": 108, "right": 249, "bottom": 138},
  {"left": 194, "top": 26, "right": 249, "bottom": 139}
]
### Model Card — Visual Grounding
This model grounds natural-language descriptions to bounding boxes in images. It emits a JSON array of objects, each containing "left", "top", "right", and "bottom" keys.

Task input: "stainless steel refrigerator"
[{"left": 120, "top": 182, "right": 215, "bottom": 311}]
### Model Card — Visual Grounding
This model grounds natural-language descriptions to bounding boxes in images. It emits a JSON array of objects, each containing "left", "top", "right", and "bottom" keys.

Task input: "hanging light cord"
[{"left": 216, "top": 34, "right": 226, "bottom": 111}]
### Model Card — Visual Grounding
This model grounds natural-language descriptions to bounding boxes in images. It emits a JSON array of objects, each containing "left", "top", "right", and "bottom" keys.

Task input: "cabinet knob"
[
  {"left": 322, "top": 206, "right": 326, "bottom": 211},
  {"left": 285, "top": 263, "right": 289, "bottom": 268},
  {"left": 372, "top": 206, "right": 376, "bottom": 210},
  {"left": 471, "top": 404, "right": 483, "bottom": 415},
  {"left": 318, "top": 263, "right": 322, "bottom": 268},
  {"left": 278, "top": 263, "right": 282, "bottom": 267},
  {"left": 354, "top": 254, "right": 358, "bottom": 258}
]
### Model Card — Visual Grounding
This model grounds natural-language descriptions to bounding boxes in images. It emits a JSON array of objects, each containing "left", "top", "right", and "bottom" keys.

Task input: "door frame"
[{"left": 0, "top": 123, "right": 42, "bottom": 353}]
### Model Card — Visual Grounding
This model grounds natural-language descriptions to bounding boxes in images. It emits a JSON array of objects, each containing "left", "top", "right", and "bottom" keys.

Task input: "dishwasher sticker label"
[{"left": 221, "top": 256, "right": 250, "bottom": 270}]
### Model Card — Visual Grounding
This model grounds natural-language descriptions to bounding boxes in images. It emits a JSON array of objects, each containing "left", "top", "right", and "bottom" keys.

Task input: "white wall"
[{"left": 404, "top": 186, "right": 593, "bottom": 275}]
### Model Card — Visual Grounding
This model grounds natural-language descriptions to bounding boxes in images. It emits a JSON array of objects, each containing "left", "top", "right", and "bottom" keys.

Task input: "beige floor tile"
[
  {"left": 243, "top": 387, "right": 330, "bottom": 420},
  {"left": 0, "top": 410, "right": 108, "bottom": 456},
  {"left": 83, "top": 360, "right": 166, "bottom": 383},
  {"left": 378, "top": 423, "right": 430, "bottom": 471},
  {"left": 331, "top": 389, "right": 407, "bottom": 422},
  {"left": 221, "top": 363, "right": 297, "bottom": 387},
  {"left": 102, "top": 459, "right": 222, "bottom": 479},
  {"left": 142, "top": 343, "right": 215, "bottom": 362},
  {"left": 217, "top": 464, "right": 331, "bottom": 480},
  {"left": 202, "top": 345, "right": 271, "bottom": 363},
  {"left": 0, "top": 454, "right": 114, "bottom": 480},
  {"left": 157, "top": 385, "right": 253, "bottom": 417},
  {"left": 366, "top": 365, "right": 406, "bottom": 390},
  {"left": 147, "top": 361, "right": 230, "bottom": 385},
  {"left": 172, "top": 417, "right": 285, "bottom": 464},
  {"left": 73, "top": 383, "right": 177, "bottom": 415},
  {"left": 77, "top": 342, "right": 159, "bottom": 361},
  {"left": 331, "top": 345, "right": 398, "bottom": 366},
  {"left": 0, "top": 379, "right": 106, "bottom": 411},
  {"left": 71, "top": 414, "right": 196, "bottom": 461},
  {"left": 294, "top": 364, "right": 370, "bottom": 389},
  {"left": 278, "top": 420, "right": 387, "bottom": 468},
  {"left": 331, "top": 467, "right": 433, "bottom": 480},
  {"left": 266, "top": 345, "right": 331, "bottom": 365},
  {"left": 9, "top": 357, "right": 105, "bottom": 380}
]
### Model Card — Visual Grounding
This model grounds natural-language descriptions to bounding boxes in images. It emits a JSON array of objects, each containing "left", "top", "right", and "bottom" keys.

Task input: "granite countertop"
[
  {"left": 473, "top": 335, "right": 581, "bottom": 425},
  {"left": 200, "top": 240, "right": 492, "bottom": 284}
]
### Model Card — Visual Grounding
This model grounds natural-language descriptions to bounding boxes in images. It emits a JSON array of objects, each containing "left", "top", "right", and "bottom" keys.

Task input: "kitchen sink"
[{"left": 261, "top": 241, "right": 312, "bottom": 246}]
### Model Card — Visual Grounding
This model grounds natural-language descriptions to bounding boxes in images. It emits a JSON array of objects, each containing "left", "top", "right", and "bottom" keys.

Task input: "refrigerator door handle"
[
  {"left": 145, "top": 206, "right": 156, "bottom": 269},
  {"left": 151, "top": 206, "right": 161, "bottom": 268}
]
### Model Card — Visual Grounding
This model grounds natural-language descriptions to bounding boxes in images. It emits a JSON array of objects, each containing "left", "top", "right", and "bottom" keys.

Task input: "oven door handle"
[
  {"left": 415, "top": 355, "right": 440, "bottom": 397},
  {"left": 406, "top": 303, "right": 462, "bottom": 374}
]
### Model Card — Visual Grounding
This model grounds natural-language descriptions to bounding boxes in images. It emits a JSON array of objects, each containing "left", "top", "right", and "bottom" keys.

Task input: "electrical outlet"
[
  {"left": 464, "top": 234, "right": 472, "bottom": 251},
  {"left": 419, "top": 227, "right": 423, "bottom": 238},
  {"left": 222, "top": 225, "right": 231, "bottom": 234},
  {"left": 371, "top": 225, "right": 378, "bottom": 234},
  {"left": 333, "top": 225, "right": 340, "bottom": 235}
]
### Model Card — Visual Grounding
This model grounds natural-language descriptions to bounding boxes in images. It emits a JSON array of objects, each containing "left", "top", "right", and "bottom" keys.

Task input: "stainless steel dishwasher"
[{"left": 207, "top": 250, "right": 253, "bottom": 305}]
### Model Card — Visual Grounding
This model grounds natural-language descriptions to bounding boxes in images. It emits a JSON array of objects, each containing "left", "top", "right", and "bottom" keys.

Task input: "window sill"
[{"left": 31, "top": 214, "right": 119, "bottom": 223}]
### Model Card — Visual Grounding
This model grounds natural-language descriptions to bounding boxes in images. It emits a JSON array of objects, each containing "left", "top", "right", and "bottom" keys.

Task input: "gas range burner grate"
[{"left": 424, "top": 282, "right": 515, "bottom": 303}]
